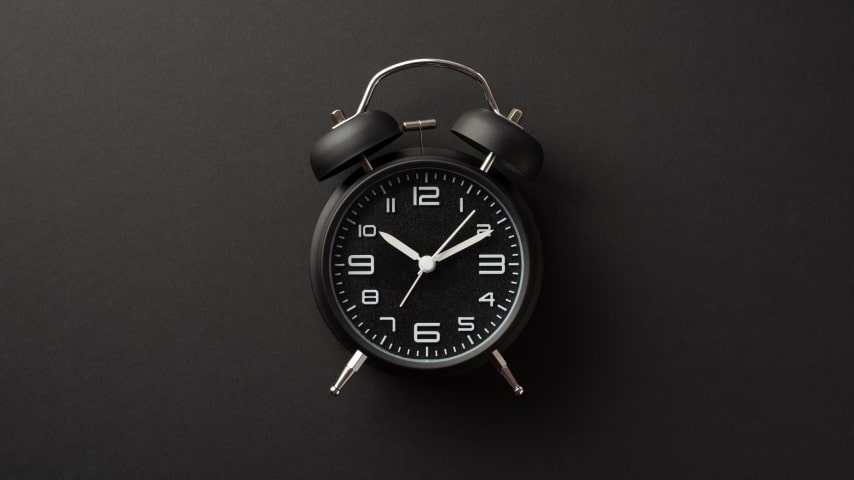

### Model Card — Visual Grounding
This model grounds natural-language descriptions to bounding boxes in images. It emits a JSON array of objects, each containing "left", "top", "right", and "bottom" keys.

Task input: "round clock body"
[{"left": 311, "top": 148, "right": 542, "bottom": 376}]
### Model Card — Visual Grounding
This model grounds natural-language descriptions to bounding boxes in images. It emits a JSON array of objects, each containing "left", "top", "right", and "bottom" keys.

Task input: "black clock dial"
[{"left": 312, "top": 154, "right": 538, "bottom": 371}]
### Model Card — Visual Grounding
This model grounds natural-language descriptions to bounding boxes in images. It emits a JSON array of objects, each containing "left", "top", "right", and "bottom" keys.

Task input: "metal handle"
[{"left": 354, "top": 58, "right": 501, "bottom": 116}]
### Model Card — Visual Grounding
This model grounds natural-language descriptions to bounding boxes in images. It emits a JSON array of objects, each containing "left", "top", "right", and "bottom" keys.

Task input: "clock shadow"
[
  {"left": 364, "top": 161, "right": 615, "bottom": 430},
  {"left": 513, "top": 167, "right": 615, "bottom": 413}
]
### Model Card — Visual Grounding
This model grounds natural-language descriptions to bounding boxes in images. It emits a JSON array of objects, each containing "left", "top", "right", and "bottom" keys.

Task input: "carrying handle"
[{"left": 354, "top": 58, "right": 502, "bottom": 116}]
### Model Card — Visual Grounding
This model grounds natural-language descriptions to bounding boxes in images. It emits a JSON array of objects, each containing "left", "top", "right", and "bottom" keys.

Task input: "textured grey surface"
[{"left": 2, "top": 1, "right": 853, "bottom": 478}]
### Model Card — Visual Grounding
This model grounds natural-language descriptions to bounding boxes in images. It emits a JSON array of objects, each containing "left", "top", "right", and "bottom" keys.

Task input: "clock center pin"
[{"left": 418, "top": 255, "right": 436, "bottom": 273}]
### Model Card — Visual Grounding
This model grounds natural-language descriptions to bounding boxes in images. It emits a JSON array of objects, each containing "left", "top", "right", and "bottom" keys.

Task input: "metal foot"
[
  {"left": 329, "top": 350, "right": 368, "bottom": 396},
  {"left": 490, "top": 349, "right": 524, "bottom": 396}
]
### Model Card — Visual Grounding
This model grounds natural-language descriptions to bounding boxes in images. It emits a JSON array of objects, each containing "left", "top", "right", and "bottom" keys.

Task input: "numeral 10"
[{"left": 358, "top": 224, "right": 376, "bottom": 237}]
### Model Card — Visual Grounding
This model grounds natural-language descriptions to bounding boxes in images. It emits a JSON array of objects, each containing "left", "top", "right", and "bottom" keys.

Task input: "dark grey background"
[{"left": 2, "top": 1, "right": 853, "bottom": 478}]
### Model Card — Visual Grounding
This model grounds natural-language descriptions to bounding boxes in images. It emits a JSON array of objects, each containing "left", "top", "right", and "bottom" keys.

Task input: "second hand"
[{"left": 399, "top": 210, "right": 476, "bottom": 307}]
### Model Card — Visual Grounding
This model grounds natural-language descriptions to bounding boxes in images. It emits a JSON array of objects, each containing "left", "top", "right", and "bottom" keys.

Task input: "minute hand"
[{"left": 434, "top": 229, "right": 493, "bottom": 263}]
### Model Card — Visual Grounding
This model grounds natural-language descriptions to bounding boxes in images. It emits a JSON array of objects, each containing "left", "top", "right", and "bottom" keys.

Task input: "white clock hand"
[
  {"left": 399, "top": 210, "right": 476, "bottom": 307},
  {"left": 379, "top": 231, "right": 420, "bottom": 261},
  {"left": 398, "top": 271, "right": 424, "bottom": 308},
  {"left": 434, "top": 229, "right": 493, "bottom": 263},
  {"left": 430, "top": 209, "right": 477, "bottom": 258}
]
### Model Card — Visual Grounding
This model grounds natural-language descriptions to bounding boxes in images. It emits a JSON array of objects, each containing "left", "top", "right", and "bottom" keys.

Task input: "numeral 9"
[{"left": 347, "top": 255, "right": 374, "bottom": 275}]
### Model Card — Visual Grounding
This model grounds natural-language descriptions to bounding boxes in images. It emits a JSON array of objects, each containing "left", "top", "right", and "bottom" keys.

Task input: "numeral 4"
[
  {"left": 347, "top": 254, "right": 374, "bottom": 275},
  {"left": 457, "top": 316, "right": 475, "bottom": 332},
  {"left": 478, "top": 292, "right": 495, "bottom": 307},
  {"left": 478, "top": 254, "right": 505, "bottom": 275},
  {"left": 413, "top": 322, "right": 441, "bottom": 343},
  {"left": 412, "top": 186, "right": 440, "bottom": 206}
]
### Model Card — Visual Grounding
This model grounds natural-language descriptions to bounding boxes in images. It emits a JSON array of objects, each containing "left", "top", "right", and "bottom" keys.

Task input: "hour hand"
[
  {"left": 434, "top": 229, "right": 492, "bottom": 263},
  {"left": 379, "top": 231, "right": 420, "bottom": 261}
]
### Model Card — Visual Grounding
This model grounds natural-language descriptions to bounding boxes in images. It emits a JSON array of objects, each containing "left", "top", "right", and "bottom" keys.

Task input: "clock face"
[{"left": 313, "top": 154, "right": 537, "bottom": 371}]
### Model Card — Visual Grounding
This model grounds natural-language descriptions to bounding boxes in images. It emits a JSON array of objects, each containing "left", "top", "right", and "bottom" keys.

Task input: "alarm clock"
[{"left": 309, "top": 59, "right": 543, "bottom": 396}]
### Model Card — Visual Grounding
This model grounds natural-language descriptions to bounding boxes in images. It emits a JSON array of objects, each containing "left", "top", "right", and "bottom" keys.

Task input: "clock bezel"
[{"left": 310, "top": 148, "right": 542, "bottom": 376}]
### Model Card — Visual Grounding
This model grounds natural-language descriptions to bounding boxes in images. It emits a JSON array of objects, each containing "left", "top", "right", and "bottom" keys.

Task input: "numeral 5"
[{"left": 457, "top": 316, "right": 475, "bottom": 332}]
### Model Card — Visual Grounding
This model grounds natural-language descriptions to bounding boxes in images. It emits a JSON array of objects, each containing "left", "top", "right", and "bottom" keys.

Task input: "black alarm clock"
[{"left": 309, "top": 59, "right": 543, "bottom": 396}]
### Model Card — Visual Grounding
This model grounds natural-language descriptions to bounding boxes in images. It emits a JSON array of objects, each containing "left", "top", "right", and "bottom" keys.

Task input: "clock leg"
[
  {"left": 329, "top": 350, "right": 368, "bottom": 396},
  {"left": 490, "top": 349, "right": 524, "bottom": 396}
]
